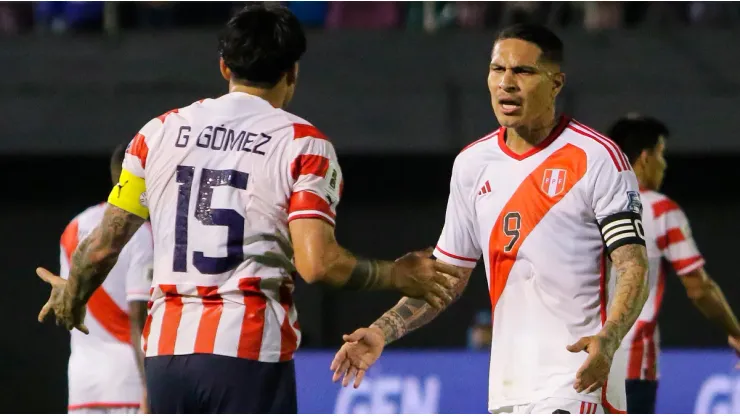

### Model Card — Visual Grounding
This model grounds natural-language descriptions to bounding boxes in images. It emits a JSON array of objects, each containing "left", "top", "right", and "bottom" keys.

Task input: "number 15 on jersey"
[{"left": 173, "top": 165, "right": 249, "bottom": 275}]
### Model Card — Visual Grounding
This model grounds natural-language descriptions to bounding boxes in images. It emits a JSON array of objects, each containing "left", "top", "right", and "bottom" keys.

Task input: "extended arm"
[
  {"left": 680, "top": 268, "right": 740, "bottom": 338},
  {"left": 369, "top": 261, "right": 474, "bottom": 345},
  {"left": 289, "top": 219, "right": 461, "bottom": 308}
]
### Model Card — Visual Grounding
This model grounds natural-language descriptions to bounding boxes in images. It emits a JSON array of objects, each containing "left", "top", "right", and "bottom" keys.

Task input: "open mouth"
[{"left": 498, "top": 98, "right": 522, "bottom": 115}]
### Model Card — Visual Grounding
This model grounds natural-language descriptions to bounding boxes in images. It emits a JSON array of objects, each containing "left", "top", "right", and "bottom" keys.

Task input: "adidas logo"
[{"left": 478, "top": 180, "right": 491, "bottom": 196}]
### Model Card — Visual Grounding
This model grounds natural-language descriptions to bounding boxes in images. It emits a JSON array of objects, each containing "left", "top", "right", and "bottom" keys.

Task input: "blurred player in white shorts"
[
  {"left": 331, "top": 24, "right": 652, "bottom": 414},
  {"left": 608, "top": 115, "right": 740, "bottom": 414},
  {"left": 59, "top": 145, "right": 152, "bottom": 414}
]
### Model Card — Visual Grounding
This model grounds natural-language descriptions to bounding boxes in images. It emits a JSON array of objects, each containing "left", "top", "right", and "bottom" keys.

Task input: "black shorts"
[
  {"left": 625, "top": 379, "right": 658, "bottom": 414},
  {"left": 145, "top": 354, "right": 297, "bottom": 414}
]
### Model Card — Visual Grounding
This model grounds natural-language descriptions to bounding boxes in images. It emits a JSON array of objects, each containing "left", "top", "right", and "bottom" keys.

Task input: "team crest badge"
[{"left": 541, "top": 168, "right": 567, "bottom": 197}]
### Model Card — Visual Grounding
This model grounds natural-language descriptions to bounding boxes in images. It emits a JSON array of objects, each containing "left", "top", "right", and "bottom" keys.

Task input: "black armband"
[
  {"left": 344, "top": 258, "right": 383, "bottom": 290},
  {"left": 599, "top": 211, "right": 645, "bottom": 255}
]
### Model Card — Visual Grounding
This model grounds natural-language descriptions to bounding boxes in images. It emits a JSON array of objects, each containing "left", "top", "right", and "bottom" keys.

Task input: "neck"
[
  {"left": 229, "top": 83, "right": 285, "bottom": 109},
  {"left": 634, "top": 167, "right": 649, "bottom": 190},
  {"left": 504, "top": 112, "right": 559, "bottom": 154}
]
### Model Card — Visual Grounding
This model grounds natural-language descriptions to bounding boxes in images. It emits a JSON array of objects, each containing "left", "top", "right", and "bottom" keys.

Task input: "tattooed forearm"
[
  {"left": 370, "top": 264, "right": 472, "bottom": 345},
  {"left": 65, "top": 205, "right": 145, "bottom": 304},
  {"left": 599, "top": 243, "right": 649, "bottom": 354},
  {"left": 344, "top": 258, "right": 393, "bottom": 291}
]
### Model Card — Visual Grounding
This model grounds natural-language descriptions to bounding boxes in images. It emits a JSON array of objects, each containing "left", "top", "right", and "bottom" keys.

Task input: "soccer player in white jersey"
[
  {"left": 331, "top": 24, "right": 650, "bottom": 414},
  {"left": 58, "top": 145, "right": 152, "bottom": 414},
  {"left": 34, "top": 4, "right": 461, "bottom": 414},
  {"left": 606, "top": 115, "right": 740, "bottom": 413}
]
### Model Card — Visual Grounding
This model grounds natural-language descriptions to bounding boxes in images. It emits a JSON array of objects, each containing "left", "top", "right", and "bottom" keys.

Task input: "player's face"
[
  {"left": 488, "top": 39, "right": 564, "bottom": 129},
  {"left": 645, "top": 136, "right": 667, "bottom": 190}
]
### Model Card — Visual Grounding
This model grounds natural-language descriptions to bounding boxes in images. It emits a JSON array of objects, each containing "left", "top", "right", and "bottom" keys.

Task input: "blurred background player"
[
  {"left": 59, "top": 144, "right": 152, "bottom": 414},
  {"left": 35, "top": 4, "right": 461, "bottom": 414},
  {"left": 331, "top": 24, "right": 649, "bottom": 414},
  {"left": 607, "top": 115, "right": 740, "bottom": 414}
]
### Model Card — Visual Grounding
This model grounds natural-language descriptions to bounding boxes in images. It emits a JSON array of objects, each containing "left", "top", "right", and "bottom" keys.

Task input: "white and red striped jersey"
[
  {"left": 114, "top": 92, "right": 343, "bottom": 363},
  {"left": 614, "top": 189, "right": 705, "bottom": 381},
  {"left": 60, "top": 203, "right": 153, "bottom": 411},
  {"left": 433, "top": 116, "right": 643, "bottom": 413}
]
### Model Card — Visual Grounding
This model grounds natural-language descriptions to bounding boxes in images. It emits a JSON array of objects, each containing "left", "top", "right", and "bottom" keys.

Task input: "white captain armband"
[{"left": 599, "top": 211, "right": 645, "bottom": 254}]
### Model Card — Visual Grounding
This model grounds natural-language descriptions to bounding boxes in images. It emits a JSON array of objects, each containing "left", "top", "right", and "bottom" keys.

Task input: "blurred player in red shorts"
[
  {"left": 57, "top": 145, "right": 151, "bottom": 414},
  {"left": 332, "top": 24, "right": 650, "bottom": 414},
  {"left": 34, "top": 4, "right": 460, "bottom": 414},
  {"left": 607, "top": 115, "right": 740, "bottom": 414}
]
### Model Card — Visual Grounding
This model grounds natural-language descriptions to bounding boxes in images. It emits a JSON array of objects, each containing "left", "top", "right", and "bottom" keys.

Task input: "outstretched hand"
[
  {"left": 330, "top": 327, "right": 385, "bottom": 388},
  {"left": 36, "top": 267, "right": 88, "bottom": 334}
]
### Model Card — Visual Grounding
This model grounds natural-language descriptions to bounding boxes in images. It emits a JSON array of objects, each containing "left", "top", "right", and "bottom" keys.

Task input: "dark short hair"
[
  {"left": 111, "top": 143, "right": 126, "bottom": 168},
  {"left": 607, "top": 115, "right": 670, "bottom": 165},
  {"left": 218, "top": 4, "right": 307, "bottom": 88},
  {"left": 495, "top": 24, "right": 564, "bottom": 65}
]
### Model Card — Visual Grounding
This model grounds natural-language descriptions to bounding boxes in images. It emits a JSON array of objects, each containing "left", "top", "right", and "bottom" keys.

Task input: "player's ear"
[
  {"left": 219, "top": 57, "right": 231, "bottom": 82},
  {"left": 552, "top": 72, "right": 565, "bottom": 97},
  {"left": 637, "top": 149, "right": 650, "bottom": 167},
  {"left": 285, "top": 62, "right": 299, "bottom": 87}
]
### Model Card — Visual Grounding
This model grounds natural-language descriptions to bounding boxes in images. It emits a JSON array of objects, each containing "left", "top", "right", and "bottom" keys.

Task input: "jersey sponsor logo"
[
  {"left": 627, "top": 191, "right": 643, "bottom": 215},
  {"left": 541, "top": 168, "right": 567, "bottom": 197},
  {"left": 477, "top": 180, "right": 492, "bottom": 196},
  {"left": 139, "top": 191, "right": 148, "bottom": 208}
]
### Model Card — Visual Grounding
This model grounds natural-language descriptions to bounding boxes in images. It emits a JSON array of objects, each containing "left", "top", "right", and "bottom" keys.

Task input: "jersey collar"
[{"left": 498, "top": 115, "right": 571, "bottom": 161}]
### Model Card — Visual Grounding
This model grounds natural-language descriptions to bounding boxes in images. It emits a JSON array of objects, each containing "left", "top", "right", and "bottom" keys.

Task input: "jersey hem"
[{"left": 144, "top": 350, "right": 296, "bottom": 363}]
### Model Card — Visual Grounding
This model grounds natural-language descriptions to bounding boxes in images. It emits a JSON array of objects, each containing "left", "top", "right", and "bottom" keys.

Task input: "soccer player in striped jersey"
[
  {"left": 33, "top": 4, "right": 462, "bottom": 414},
  {"left": 331, "top": 24, "right": 649, "bottom": 414},
  {"left": 607, "top": 115, "right": 740, "bottom": 414}
]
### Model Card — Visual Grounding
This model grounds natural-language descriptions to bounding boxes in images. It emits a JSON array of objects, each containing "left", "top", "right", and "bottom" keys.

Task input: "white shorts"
[
  {"left": 68, "top": 406, "right": 140, "bottom": 414},
  {"left": 492, "top": 397, "right": 603, "bottom": 414}
]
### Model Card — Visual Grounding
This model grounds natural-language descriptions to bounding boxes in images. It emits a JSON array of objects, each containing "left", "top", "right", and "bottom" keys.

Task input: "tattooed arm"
[
  {"left": 370, "top": 262, "right": 474, "bottom": 345},
  {"left": 598, "top": 243, "right": 649, "bottom": 354},
  {"left": 65, "top": 205, "right": 145, "bottom": 305}
]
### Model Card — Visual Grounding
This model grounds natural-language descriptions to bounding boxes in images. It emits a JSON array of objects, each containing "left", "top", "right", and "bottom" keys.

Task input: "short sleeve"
[
  {"left": 591, "top": 158, "right": 646, "bottom": 255},
  {"left": 433, "top": 158, "right": 481, "bottom": 268},
  {"left": 108, "top": 118, "right": 162, "bottom": 219},
  {"left": 286, "top": 124, "right": 343, "bottom": 226},
  {"left": 125, "top": 223, "right": 154, "bottom": 302},
  {"left": 653, "top": 199, "right": 705, "bottom": 275}
]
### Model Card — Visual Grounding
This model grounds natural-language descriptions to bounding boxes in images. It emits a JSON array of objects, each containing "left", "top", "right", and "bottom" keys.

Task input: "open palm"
[{"left": 330, "top": 327, "right": 385, "bottom": 388}]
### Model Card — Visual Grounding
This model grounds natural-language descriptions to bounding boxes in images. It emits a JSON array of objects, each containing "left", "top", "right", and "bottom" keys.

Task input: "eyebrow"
[{"left": 489, "top": 62, "right": 541, "bottom": 72}]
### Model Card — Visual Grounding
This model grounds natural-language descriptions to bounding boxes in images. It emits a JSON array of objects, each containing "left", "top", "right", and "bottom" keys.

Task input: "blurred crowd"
[{"left": 1, "top": 1, "right": 740, "bottom": 35}]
